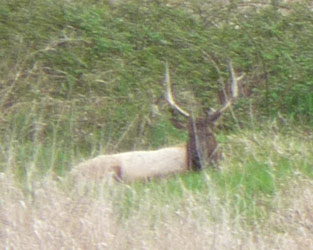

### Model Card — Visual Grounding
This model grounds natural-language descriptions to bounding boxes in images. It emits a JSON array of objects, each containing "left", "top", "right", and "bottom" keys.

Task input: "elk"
[{"left": 72, "top": 61, "right": 243, "bottom": 183}]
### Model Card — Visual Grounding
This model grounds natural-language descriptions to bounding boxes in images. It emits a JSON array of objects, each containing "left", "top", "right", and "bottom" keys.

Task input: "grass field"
[{"left": 1, "top": 122, "right": 313, "bottom": 249}]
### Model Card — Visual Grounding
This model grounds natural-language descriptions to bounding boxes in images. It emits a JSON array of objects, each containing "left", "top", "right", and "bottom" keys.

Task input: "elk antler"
[
  {"left": 164, "top": 61, "right": 190, "bottom": 118},
  {"left": 165, "top": 60, "right": 244, "bottom": 120},
  {"left": 213, "top": 60, "right": 244, "bottom": 115}
]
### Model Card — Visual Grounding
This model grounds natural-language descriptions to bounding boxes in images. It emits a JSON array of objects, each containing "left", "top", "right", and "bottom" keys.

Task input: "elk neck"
[{"left": 186, "top": 116, "right": 219, "bottom": 171}]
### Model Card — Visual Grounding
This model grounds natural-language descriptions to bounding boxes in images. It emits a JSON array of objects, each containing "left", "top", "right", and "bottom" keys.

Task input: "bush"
[{"left": 0, "top": 0, "right": 312, "bottom": 160}]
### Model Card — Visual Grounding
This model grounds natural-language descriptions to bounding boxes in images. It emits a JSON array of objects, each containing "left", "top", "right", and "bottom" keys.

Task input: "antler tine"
[
  {"left": 217, "top": 60, "right": 242, "bottom": 114},
  {"left": 228, "top": 60, "right": 238, "bottom": 99},
  {"left": 164, "top": 61, "right": 190, "bottom": 118}
]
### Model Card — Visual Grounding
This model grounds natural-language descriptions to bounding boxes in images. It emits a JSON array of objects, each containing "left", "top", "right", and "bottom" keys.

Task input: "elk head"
[{"left": 164, "top": 60, "right": 242, "bottom": 170}]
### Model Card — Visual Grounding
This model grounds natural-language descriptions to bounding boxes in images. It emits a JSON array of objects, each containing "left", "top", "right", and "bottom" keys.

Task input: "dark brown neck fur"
[{"left": 186, "top": 117, "right": 220, "bottom": 171}]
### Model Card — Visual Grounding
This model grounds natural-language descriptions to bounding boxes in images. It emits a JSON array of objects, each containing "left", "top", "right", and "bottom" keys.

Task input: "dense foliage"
[{"left": 0, "top": 0, "right": 313, "bottom": 173}]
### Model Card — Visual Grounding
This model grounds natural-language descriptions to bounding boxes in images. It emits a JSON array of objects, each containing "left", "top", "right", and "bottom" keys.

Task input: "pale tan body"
[{"left": 74, "top": 147, "right": 187, "bottom": 182}]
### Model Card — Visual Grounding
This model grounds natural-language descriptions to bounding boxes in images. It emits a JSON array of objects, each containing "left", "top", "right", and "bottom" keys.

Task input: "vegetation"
[
  {"left": 0, "top": 0, "right": 313, "bottom": 249},
  {"left": 1, "top": 122, "right": 313, "bottom": 249}
]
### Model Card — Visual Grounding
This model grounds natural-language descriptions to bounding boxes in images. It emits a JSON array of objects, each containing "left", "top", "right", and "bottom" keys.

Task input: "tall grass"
[{"left": 1, "top": 121, "right": 313, "bottom": 249}]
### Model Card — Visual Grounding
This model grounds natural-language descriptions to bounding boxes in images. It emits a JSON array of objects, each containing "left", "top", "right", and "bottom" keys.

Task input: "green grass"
[
  {"left": 2, "top": 110, "right": 312, "bottom": 224},
  {"left": 1, "top": 112, "right": 313, "bottom": 249}
]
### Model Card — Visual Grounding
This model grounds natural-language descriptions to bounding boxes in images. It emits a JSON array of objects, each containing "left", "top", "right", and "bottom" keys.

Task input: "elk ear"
[
  {"left": 169, "top": 112, "right": 188, "bottom": 130},
  {"left": 206, "top": 108, "right": 222, "bottom": 124}
]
